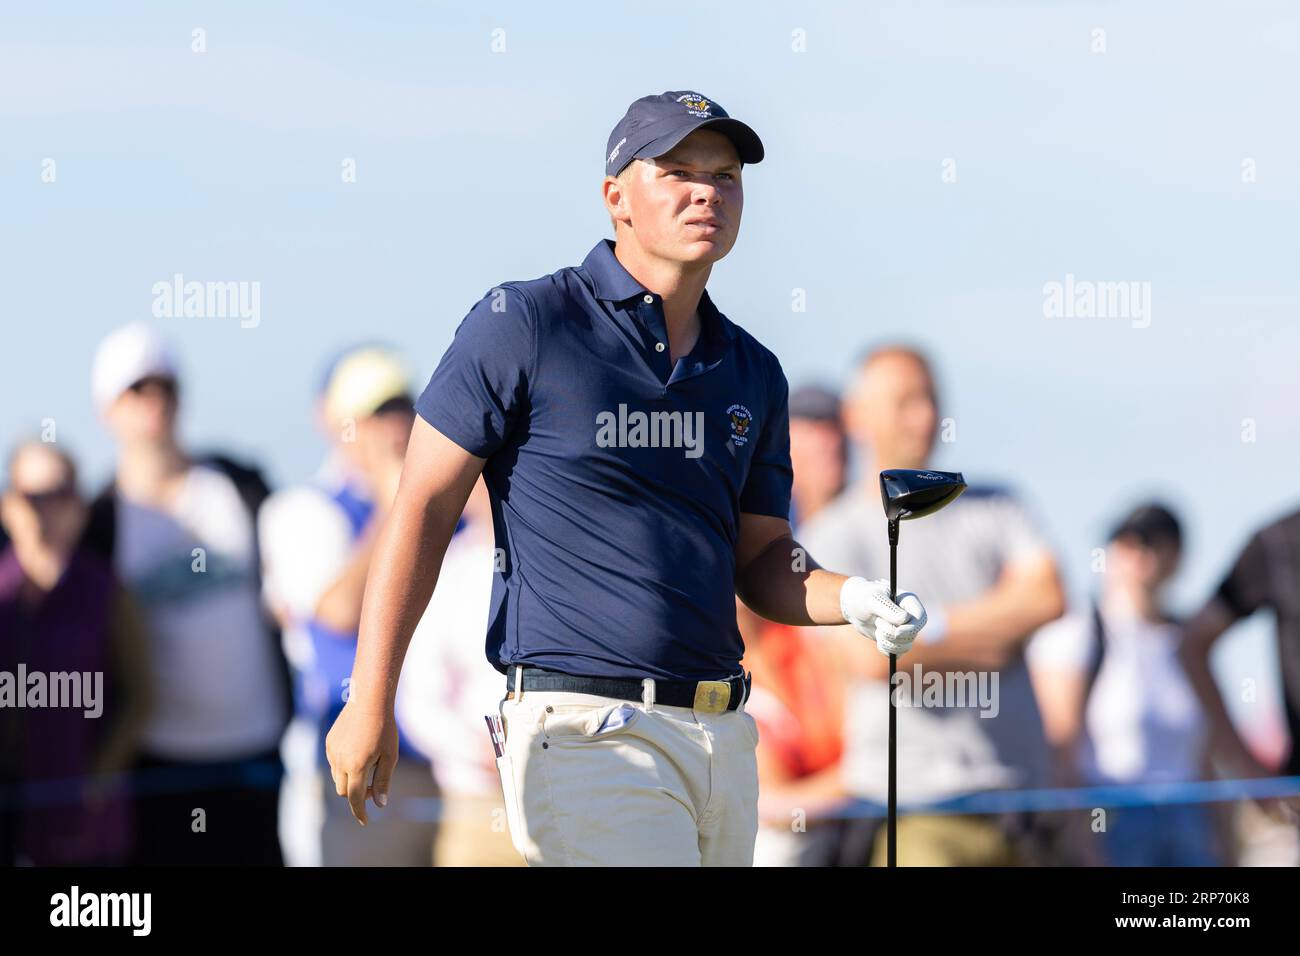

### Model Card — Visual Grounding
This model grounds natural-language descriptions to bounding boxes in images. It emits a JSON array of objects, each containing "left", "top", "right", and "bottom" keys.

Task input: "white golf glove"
[{"left": 839, "top": 576, "right": 928, "bottom": 657}]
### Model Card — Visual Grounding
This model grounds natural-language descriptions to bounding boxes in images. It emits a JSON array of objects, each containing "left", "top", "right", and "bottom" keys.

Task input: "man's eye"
[{"left": 716, "top": 173, "right": 733, "bottom": 181}]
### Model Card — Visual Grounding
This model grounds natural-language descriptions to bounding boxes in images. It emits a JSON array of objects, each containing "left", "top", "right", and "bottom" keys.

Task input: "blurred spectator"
[
  {"left": 741, "top": 600, "right": 864, "bottom": 865},
  {"left": 743, "top": 384, "right": 863, "bottom": 865},
  {"left": 81, "top": 321, "right": 291, "bottom": 865},
  {"left": 1028, "top": 503, "right": 1221, "bottom": 865},
  {"left": 0, "top": 440, "right": 150, "bottom": 865},
  {"left": 786, "top": 384, "right": 848, "bottom": 530},
  {"left": 1180, "top": 504, "right": 1300, "bottom": 842},
  {"left": 799, "top": 345, "right": 1066, "bottom": 866},
  {"left": 258, "top": 345, "right": 439, "bottom": 866},
  {"left": 396, "top": 477, "right": 524, "bottom": 866}
]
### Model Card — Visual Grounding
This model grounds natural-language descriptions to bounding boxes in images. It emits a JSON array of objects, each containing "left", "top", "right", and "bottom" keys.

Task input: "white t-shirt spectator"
[
  {"left": 115, "top": 463, "right": 287, "bottom": 759},
  {"left": 258, "top": 469, "right": 356, "bottom": 721},
  {"left": 1027, "top": 600, "right": 1207, "bottom": 784}
]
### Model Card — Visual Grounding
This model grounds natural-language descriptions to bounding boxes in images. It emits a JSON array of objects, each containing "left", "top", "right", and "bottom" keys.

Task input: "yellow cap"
[{"left": 323, "top": 347, "right": 411, "bottom": 422}]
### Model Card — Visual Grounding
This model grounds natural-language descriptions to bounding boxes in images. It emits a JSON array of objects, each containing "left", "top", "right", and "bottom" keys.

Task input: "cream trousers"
[{"left": 495, "top": 670, "right": 760, "bottom": 866}]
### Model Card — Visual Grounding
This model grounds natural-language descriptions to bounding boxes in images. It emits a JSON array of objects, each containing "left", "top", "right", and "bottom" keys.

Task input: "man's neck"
[
  {"left": 614, "top": 237, "right": 711, "bottom": 358},
  {"left": 1101, "top": 583, "right": 1162, "bottom": 624},
  {"left": 116, "top": 441, "right": 190, "bottom": 506}
]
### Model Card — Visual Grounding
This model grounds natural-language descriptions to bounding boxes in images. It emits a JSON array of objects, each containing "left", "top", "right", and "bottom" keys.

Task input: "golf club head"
[{"left": 880, "top": 468, "right": 967, "bottom": 521}]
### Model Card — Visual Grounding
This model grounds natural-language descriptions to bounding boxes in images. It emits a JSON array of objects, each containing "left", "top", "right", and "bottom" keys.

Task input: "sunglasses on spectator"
[{"left": 15, "top": 485, "right": 77, "bottom": 508}]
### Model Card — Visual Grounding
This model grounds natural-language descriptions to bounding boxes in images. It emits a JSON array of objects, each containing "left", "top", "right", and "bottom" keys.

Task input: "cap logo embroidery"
[
  {"left": 607, "top": 136, "right": 627, "bottom": 167},
  {"left": 676, "top": 94, "right": 713, "bottom": 118}
]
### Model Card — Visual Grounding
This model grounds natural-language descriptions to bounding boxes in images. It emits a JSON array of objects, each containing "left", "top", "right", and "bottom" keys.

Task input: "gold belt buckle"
[{"left": 693, "top": 680, "right": 731, "bottom": 714}]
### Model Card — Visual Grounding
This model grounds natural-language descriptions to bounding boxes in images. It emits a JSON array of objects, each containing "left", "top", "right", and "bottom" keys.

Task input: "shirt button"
[
  {"left": 643, "top": 294, "right": 654, "bottom": 304},
  {"left": 655, "top": 342, "right": 665, "bottom": 352}
]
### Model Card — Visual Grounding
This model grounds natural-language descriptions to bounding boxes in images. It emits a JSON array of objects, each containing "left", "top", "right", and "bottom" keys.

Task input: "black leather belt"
[{"left": 505, "top": 665, "right": 750, "bottom": 713}]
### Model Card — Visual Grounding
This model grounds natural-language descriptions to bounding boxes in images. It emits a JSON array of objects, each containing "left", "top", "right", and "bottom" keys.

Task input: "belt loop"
[
  {"left": 641, "top": 678, "right": 656, "bottom": 714},
  {"left": 515, "top": 664, "right": 525, "bottom": 701}
]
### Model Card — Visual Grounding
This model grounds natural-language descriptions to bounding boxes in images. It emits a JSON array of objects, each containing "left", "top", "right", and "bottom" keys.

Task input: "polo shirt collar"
[{"left": 582, "top": 239, "right": 738, "bottom": 343}]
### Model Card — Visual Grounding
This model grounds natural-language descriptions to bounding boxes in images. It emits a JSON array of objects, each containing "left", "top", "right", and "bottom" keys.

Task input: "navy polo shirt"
[{"left": 415, "top": 238, "right": 792, "bottom": 681}]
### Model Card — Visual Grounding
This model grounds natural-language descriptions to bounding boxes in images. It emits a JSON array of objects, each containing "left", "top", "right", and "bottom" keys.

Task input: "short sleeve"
[
  {"left": 1025, "top": 613, "right": 1093, "bottom": 672},
  {"left": 1216, "top": 529, "right": 1272, "bottom": 620},
  {"left": 415, "top": 285, "right": 535, "bottom": 459},
  {"left": 798, "top": 505, "right": 862, "bottom": 578},
  {"left": 991, "top": 494, "right": 1052, "bottom": 566},
  {"left": 257, "top": 487, "right": 354, "bottom": 621},
  {"left": 738, "top": 356, "right": 793, "bottom": 519}
]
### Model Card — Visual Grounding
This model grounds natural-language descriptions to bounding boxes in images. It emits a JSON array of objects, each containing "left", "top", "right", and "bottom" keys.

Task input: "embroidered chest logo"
[{"left": 726, "top": 404, "right": 753, "bottom": 446}]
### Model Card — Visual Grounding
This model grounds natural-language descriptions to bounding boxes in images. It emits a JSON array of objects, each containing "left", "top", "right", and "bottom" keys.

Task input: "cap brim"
[{"left": 638, "top": 116, "right": 765, "bottom": 167}]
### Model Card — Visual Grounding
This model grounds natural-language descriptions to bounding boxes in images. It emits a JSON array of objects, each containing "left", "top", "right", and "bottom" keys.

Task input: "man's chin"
[{"left": 674, "top": 236, "right": 733, "bottom": 264}]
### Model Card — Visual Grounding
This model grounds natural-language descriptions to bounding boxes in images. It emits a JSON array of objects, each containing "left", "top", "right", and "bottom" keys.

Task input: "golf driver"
[{"left": 879, "top": 468, "right": 967, "bottom": 867}]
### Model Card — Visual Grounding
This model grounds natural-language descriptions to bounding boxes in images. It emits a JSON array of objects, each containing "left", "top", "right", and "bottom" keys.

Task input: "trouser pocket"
[
  {"left": 541, "top": 701, "right": 642, "bottom": 741},
  {"left": 494, "top": 754, "right": 528, "bottom": 863}
]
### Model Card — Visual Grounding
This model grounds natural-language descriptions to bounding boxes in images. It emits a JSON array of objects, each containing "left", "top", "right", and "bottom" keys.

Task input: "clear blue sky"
[{"left": 4, "top": 2, "right": 1298, "bottom": 747}]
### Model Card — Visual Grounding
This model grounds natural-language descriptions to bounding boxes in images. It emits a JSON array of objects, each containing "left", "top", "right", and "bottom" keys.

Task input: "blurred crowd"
[{"left": 2, "top": 322, "right": 1298, "bottom": 866}]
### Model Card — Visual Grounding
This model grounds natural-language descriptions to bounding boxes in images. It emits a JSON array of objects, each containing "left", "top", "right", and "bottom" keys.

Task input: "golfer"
[{"left": 326, "top": 90, "right": 930, "bottom": 866}]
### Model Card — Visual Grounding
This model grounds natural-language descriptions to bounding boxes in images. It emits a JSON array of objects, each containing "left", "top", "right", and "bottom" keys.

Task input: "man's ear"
[
  {"left": 603, "top": 176, "right": 622, "bottom": 224},
  {"left": 612, "top": 169, "right": 634, "bottom": 210},
  {"left": 605, "top": 175, "right": 633, "bottom": 232}
]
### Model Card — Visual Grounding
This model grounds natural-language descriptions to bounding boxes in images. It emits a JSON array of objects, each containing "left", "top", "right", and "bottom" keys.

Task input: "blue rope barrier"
[
  {"left": 828, "top": 775, "right": 1300, "bottom": 819},
  {"left": 5, "top": 767, "right": 1300, "bottom": 822},
  {"left": 382, "top": 777, "right": 1300, "bottom": 824}
]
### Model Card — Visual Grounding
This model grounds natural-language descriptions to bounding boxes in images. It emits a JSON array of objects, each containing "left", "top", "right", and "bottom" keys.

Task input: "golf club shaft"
[
  {"left": 888, "top": 539, "right": 897, "bottom": 868},
  {"left": 879, "top": 476, "right": 965, "bottom": 869}
]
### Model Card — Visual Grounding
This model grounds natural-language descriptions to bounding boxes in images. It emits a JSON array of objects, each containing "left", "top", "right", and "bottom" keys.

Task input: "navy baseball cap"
[
  {"left": 605, "top": 90, "right": 764, "bottom": 178},
  {"left": 1109, "top": 502, "right": 1183, "bottom": 550}
]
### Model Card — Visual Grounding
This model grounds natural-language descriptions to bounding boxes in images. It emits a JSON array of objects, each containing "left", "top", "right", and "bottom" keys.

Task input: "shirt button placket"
[{"left": 639, "top": 293, "right": 671, "bottom": 381}]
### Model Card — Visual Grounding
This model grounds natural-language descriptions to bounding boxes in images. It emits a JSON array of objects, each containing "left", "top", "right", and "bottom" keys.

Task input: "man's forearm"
[
  {"left": 1183, "top": 648, "right": 1236, "bottom": 749},
  {"left": 848, "top": 553, "right": 1062, "bottom": 672},
  {"left": 314, "top": 513, "right": 385, "bottom": 633},
  {"left": 1183, "top": 647, "right": 1259, "bottom": 773},
  {"left": 735, "top": 534, "right": 846, "bottom": 626},
  {"left": 1179, "top": 608, "right": 1258, "bottom": 772},
  {"left": 347, "top": 494, "right": 461, "bottom": 711},
  {"left": 901, "top": 577, "right": 1064, "bottom": 669}
]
